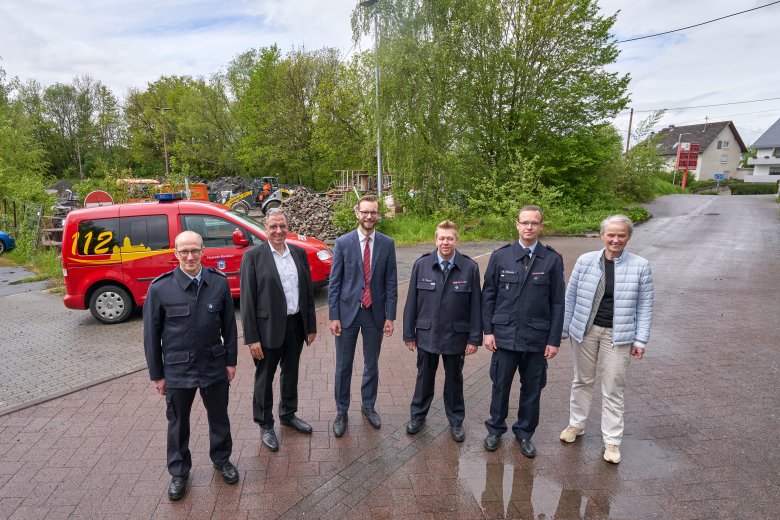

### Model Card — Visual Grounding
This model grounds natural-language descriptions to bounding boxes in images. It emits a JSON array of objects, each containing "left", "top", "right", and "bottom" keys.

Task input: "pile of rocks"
[{"left": 282, "top": 187, "right": 339, "bottom": 241}]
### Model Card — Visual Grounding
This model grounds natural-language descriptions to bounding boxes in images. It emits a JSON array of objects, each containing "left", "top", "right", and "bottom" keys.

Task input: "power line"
[
  {"left": 616, "top": 1, "right": 780, "bottom": 43},
  {"left": 618, "top": 96, "right": 780, "bottom": 115}
]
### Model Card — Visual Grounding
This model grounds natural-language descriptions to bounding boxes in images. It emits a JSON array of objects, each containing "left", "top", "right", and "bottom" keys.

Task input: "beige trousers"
[{"left": 568, "top": 325, "right": 632, "bottom": 445}]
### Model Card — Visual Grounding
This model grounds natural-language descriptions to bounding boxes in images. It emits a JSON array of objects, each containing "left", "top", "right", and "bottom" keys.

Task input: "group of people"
[{"left": 143, "top": 195, "right": 654, "bottom": 501}]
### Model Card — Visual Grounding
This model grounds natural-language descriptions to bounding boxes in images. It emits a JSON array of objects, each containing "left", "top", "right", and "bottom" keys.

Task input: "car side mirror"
[{"left": 233, "top": 229, "right": 249, "bottom": 247}]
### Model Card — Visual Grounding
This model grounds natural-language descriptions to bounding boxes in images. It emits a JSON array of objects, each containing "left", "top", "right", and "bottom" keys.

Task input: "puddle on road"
[{"left": 457, "top": 439, "right": 678, "bottom": 518}]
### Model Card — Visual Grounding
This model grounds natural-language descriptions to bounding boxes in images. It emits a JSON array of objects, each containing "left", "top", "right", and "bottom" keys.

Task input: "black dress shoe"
[
  {"left": 406, "top": 419, "right": 424, "bottom": 435},
  {"left": 451, "top": 425, "right": 465, "bottom": 443},
  {"left": 484, "top": 434, "right": 501, "bottom": 452},
  {"left": 261, "top": 428, "right": 279, "bottom": 451},
  {"left": 168, "top": 474, "right": 188, "bottom": 500},
  {"left": 214, "top": 460, "right": 239, "bottom": 485},
  {"left": 333, "top": 413, "right": 347, "bottom": 438},
  {"left": 280, "top": 415, "right": 313, "bottom": 434},
  {"left": 361, "top": 407, "right": 381, "bottom": 429},
  {"left": 518, "top": 438, "right": 536, "bottom": 458}
]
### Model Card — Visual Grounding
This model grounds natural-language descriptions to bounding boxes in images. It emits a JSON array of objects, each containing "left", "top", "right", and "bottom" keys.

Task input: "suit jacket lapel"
[{"left": 370, "top": 233, "right": 380, "bottom": 277}]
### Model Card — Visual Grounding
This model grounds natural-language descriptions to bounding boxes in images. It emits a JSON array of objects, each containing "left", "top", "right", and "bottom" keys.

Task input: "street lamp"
[
  {"left": 673, "top": 132, "right": 692, "bottom": 186},
  {"left": 155, "top": 107, "right": 172, "bottom": 177},
  {"left": 360, "top": 0, "right": 383, "bottom": 198}
]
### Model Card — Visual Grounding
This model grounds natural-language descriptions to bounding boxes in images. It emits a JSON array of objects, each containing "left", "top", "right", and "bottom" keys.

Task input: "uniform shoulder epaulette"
[
  {"left": 420, "top": 251, "right": 432, "bottom": 258},
  {"left": 545, "top": 244, "right": 563, "bottom": 257},
  {"left": 459, "top": 252, "right": 472, "bottom": 261},
  {"left": 150, "top": 270, "right": 174, "bottom": 285},
  {"left": 206, "top": 266, "right": 227, "bottom": 277},
  {"left": 495, "top": 242, "right": 512, "bottom": 251}
]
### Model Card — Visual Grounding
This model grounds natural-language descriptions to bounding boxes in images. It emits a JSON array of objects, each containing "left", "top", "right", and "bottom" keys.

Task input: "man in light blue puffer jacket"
[{"left": 560, "top": 215, "right": 653, "bottom": 464}]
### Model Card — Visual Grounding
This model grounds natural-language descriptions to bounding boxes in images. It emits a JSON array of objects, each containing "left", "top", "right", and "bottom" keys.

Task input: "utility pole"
[
  {"left": 625, "top": 107, "right": 634, "bottom": 153},
  {"left": 360, "top": 0, "right": 382, "bottom": 198},
  {"left": 155, "top": 107, "right": 172, "bottom": 178}
]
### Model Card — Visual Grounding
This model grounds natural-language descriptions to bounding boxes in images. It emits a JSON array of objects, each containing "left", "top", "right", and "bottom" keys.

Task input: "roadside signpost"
[{"left": 675, "top": 142, "right": 700, "bottom": 189}]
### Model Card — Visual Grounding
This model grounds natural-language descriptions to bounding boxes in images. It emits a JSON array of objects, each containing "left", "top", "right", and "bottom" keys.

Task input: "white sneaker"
[
  {"left": 604, "top": 444, "right": 621, "bottom": 463},
  {"left": 559, "top": 425, "right": 584, "bottom": 443}
]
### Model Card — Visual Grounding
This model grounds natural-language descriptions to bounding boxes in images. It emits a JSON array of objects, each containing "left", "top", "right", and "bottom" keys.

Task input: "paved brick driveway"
[{"left": 0, "top": 194, "right": 777, "bottom": 519}]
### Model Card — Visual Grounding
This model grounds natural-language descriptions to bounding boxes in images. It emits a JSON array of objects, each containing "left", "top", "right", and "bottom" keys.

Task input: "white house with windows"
[
  {"left": 745, "top": 118, "right": 780, "bottom": 183},
  {"left": 651, "top": 121, "right": 747, "bottom": 181}
]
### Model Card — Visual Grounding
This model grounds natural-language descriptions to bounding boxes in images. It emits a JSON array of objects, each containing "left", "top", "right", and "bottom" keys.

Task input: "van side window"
[
  {"left": 74, "top": 218, "right": 120, "bottom": 256},
  {"left": 72, "top": 215, "right": 169, "bottom": 256},
  {"left": 181, "top": 215, "right": 252, "bottom": 248},
  {"left": 120, "top": 216, "right": 169, "bottom": 251}
]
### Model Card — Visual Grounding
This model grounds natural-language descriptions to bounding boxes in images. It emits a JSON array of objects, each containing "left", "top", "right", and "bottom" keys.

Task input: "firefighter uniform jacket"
[
  {"left": 403, "top": 250, "right": 482, "bottom": 354},
  {"left": 143, "top": 266, "right": 238, "bottom": 388},
  {"left": 482, "top": 241, "right": 565, "bottom": 352}
]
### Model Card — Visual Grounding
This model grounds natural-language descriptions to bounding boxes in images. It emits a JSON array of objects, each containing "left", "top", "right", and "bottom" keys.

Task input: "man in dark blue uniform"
[
  {"left": 403, "top": 221, "right": 482, "bottom": 442},
  {"left": 482, "top": 205, "right": 565, "bottom": 457},
  {"left": 144, "top": 230, "right": 239, "bottom": 501}
]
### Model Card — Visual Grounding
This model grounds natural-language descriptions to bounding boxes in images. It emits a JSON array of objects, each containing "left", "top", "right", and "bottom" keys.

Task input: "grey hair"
[
  {"left": 265, "top": 207, "right": 288, "bottom": 222},
  {"left": 600, "top": 214, "right": 634, "bottom": 237}
]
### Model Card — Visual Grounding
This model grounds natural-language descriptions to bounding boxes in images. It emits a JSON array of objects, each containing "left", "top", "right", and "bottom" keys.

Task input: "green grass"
[
  {"left": 651, "top": 177, "right": 687, "bottom": 196},
  {"left": 379, "top": 204, "right": 651, "bottom": 244},
  {"left": 2, "top": 249, "right": 63, "bottom": 288}
]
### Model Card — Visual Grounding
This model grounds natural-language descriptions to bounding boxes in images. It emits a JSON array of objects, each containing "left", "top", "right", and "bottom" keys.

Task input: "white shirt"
[
  {"left": 357, "top": 229, "right": 376, "bottom": 278},
  {"left": 270, "top": 243, "right": 299, "bottom": 315}
]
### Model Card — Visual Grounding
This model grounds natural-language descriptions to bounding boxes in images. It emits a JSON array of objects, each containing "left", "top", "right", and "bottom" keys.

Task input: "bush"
[{"left": 729, "top": 183, "right": 778, "bottom": 195}]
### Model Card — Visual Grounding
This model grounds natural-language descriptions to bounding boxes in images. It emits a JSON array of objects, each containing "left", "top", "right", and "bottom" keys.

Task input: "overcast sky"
[{"left": 2, "top": 0, "right": 779, "bottom": 146}]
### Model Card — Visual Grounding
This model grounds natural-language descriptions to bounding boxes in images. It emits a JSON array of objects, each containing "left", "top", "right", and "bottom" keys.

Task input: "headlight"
[{"left": 317, "top": 249, "right": 333, "bottom": 261}]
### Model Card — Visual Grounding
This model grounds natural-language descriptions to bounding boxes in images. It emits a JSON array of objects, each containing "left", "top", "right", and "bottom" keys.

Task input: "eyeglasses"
[
  {"left": 175, "top": 248, "right": 204, "bottom": 257},
  {"left": 358, "top": 210, "right": 379, "bottom": 217},
  {"left": 517, "top": 221, "right": 542, "bottom": 228}
]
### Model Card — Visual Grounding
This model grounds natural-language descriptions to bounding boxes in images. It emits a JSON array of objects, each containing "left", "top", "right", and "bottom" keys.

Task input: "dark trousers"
[
  {"left": 166, "top": 380, "right": 232, "bottom": 477},
  {"left": 485, "top": 348, "right": 547, "bottom": 440},
  {"left": 252, "top": 312, "right": 304, "bottom": 429},
  {"left": 334, "top": 307, "right": 383, "bottom": 413},
  {"left": 410, "top": 350, "right": 465, "bottom": 426}
]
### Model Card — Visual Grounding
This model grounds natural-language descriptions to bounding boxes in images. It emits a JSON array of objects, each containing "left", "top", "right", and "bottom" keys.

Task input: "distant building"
[
  {"left": 651, "top": 121, "right": 747, "bottom": 181},
  {"left": 745, "top": 118, "right": 780, "bottom": 184}
]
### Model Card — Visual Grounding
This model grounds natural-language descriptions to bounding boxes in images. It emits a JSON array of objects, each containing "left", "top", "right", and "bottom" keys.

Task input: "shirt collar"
[
  {"left": 358, "top": 229, "right": 376, "bottom": 243},
  {"left": 519, "top": 240, "right": 538, "bottom": 254},
  {"left": 436, "top": 251, "right": 456, "bottom": 267},
  {"left": 270, "top": 242, "right": 291, "bottom": 258},
  {"left": 179, "top": 266, "right": 203, "bottom": 284}
]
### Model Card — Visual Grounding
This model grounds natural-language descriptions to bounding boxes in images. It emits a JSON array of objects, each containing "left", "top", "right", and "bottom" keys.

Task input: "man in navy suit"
[
  {"left": 482, "top": 205, "right": 565, "bottom": 458},
  {"left": 328, "top": 195, "right": 398, "bottom": 437}
]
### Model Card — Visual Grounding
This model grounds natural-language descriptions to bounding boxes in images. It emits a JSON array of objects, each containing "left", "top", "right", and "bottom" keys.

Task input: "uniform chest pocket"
[
  {"left": 166, "top": 304, "right": 190, "bottom": 318},
  {"left": 416, "top": 280, "right": 436, "bottom": 291},
  {"left": 451, "top": 282, "right": 472, "bottom": 293},
  {"left": 532, "top": 274, "right": 550, "bottom": 285},
  {"left": 499, "top": 272, "right": 519, "bottom": 287}
]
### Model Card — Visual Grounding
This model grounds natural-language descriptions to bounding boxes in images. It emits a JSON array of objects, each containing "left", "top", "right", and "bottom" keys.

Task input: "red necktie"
[{"left": 361, "top": 237, "right": 372, "bottom": 308}]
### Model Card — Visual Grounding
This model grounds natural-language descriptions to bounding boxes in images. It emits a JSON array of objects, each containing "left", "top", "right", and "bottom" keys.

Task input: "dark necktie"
[
  {"left": 522, "top": 248, "right": 532, "bottom": 269},
  {"left": 441, "top": 260, "right": 450, "bottom": 279},
  {"left": 361, "top": 237, "right": 372, "bottom": 308}
]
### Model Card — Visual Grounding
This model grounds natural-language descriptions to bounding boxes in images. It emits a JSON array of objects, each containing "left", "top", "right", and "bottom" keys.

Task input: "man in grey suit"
[{"left": 328, "top": 195, "right": 398, "bottom": 437}]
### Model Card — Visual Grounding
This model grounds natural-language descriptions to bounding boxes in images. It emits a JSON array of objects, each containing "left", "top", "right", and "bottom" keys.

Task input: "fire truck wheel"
[{"left": 89, "top": 285, "right": 134, "bottom": 324}]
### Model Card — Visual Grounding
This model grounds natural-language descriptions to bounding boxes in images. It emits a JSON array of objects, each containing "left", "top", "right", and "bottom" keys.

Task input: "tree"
[
  {"left": 352, "top": 0, "right": 630, "bottom": 212},
  {"left": 0, "top": 67, "right": 50, "bottom": 202}
]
